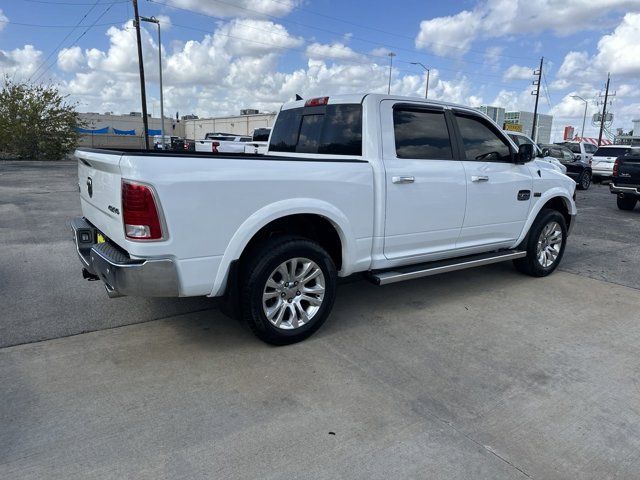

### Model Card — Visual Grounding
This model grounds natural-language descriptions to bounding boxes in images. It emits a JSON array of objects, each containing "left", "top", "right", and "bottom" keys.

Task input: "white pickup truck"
[
  {"left": 72, "top": 94, "right": 576, "bottom": 344},
  {"left": 194, "top": 133, "right": 253, "bottom": 153}
]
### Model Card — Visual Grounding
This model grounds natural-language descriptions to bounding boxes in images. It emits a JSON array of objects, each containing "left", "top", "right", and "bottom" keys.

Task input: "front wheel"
[
  {"left": 514, "top": 209, "right": 567, "bottom": 277},
  {"left": 577, "top": 171, "right": 591, "bottom": 190},
  {"left": 241, "top": 236, "right": 337, "bottom": 345},
  {"left": 617, "top": 195, "right": 637, "bottom": 211}
]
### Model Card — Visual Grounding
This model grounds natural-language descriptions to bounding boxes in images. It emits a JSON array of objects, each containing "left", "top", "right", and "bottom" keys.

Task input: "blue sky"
[{"left": 1, "top": 0, "right": 639, "bottom": 140}]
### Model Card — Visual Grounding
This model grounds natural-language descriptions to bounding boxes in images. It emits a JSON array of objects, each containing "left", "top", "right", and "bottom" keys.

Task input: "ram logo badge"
[{"left": 108, "top": 205, "right": 120, "bottom": 215}]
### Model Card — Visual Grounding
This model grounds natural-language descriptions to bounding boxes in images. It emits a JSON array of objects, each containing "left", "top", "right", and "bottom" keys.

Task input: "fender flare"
[
  {"left": 210, "top": 198, "right": 356, "bottom": 296},
  {"left": 514, "top": 188, "right": 576, "bottom": 247}
]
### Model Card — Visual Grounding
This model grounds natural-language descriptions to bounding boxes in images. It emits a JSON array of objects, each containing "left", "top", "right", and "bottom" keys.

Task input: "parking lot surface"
[{"left": 2, "top": 160, "right": 640, "bottom": 479}]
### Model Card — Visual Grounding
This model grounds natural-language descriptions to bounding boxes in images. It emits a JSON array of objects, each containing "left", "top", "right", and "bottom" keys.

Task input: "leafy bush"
[{"left": 0, "top": 77, "right": 81, "bottom": 160}]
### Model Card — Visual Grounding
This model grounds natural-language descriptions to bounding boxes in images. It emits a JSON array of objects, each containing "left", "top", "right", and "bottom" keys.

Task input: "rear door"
[
  {"left": 76, "top": 149, "right": 126, "bottom": 246},
  {"left": 381, "top": 101, "right": 466, "bottom": 260},
  {"left": 452, "top": 111, "right": 533, "bottom": 248}
]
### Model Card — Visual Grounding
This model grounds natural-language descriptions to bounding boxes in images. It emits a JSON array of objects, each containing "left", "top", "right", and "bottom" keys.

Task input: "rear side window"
[
  {"left": 455, "top": 114, "right": 512, "bottom": 162},
  {"left": 594, "top": 147, "right": 631, "bottom": 157},
  {"left": 393, "top": 108, "right": 452, "bottom": 160},
  {"left": 270, "top": 104, "right": 362, "bottom": 155}
]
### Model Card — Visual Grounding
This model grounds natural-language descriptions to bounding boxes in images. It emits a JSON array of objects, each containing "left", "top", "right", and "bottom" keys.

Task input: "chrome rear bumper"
[
  {"left": 71, "top": 217, "right": 179, "bottom": 298},
  {"left": 610, "top": 183, "right": 640, "bottom": 195}
]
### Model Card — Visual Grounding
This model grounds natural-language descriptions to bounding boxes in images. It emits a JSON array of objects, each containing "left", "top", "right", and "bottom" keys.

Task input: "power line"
[
  {"left": 256, "top": 0, "right": 538, "bottom": 61},
  {"left": 149, "top": 0, "right": 526, "bottom": 72},
  {"left": 28, "top": 0, "right": 102, "bottom": 81},
  {"left": 31, "top": 2, "right": 120, "bottom": 83},
  {"left": 22, "top": 0, "right": 127, "bottom": 4},
  {"left": 0, "top": 19, "right": 122, "bottom": 28}
]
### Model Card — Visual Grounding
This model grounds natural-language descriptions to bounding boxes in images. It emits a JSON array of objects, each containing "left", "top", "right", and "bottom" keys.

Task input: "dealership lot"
[{"left": 1, "top": 160, "right": 640, "bottom": 478}]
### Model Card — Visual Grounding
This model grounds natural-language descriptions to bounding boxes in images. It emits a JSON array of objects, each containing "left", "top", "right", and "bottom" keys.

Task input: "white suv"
[{"left": 592, "top": 145, "right": 640, "bottom": 178}]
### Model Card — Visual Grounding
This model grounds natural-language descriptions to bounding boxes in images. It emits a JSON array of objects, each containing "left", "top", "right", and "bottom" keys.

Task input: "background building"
[
  {"left": 476, "top": 105, "right": 505, "bottom": 127},
  {"left": 77, "top": 112, "right": 185, "bottom": 149},
  {"left": 504, "top": 111, "right": 553, "bottom": 143},
  {"left": 184, "top": 112, "right": 276, "bottom": 140}
]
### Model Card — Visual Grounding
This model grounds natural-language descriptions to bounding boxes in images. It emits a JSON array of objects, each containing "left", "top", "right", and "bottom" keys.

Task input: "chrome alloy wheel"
[
  {"left": 536, "top": 221, "right": 563, "bottom": 268},
  {"left": 262, "top": 257, "right": 325, "bottom": 330}
]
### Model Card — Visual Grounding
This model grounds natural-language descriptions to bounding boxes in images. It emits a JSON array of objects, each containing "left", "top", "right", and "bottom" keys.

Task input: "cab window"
[
  {"left": 392, "top": 108, "right": 453, "bottom": 160},
  {"left": 455, "top": 113, "right": 512, "bottom": 162}
]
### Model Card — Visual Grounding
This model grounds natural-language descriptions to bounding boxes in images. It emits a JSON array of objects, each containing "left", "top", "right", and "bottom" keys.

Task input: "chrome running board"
[{"left": 370, "top": 250, "right": 526, "bottom": 286}]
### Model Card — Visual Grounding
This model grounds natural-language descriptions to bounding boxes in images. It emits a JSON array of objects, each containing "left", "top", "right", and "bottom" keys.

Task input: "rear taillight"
[
  {"left": 613, "top": 158, "right": 620, "bottom": 177},
  {"left": 211, "top": 141, "right": 219, "bottom": 153},
  {"left": 122, "top": 180, "right": 164, "bottom": 240}
]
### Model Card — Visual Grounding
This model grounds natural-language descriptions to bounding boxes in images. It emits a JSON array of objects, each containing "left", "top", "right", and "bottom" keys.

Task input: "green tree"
[{"left": 0, "top": 77, "right": 81, "bottom": 160}]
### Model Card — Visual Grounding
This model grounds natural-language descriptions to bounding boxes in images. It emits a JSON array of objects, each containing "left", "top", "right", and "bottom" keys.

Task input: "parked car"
[
  {"left": 243, "top": 128, "right": 271, "bottom": 155},
  {"left": 610, "top": 153, "right": 640, "bottom": 210},
  {"left": 591, "top": 145, "right": 640, "bottom": 179},
  {"left": 506, "top": 131, "right": 567, "bottom": 174},
  {"left": 540, "top": 144, "right": 592, "bottom": 190},
  {"left": 195, "top": 133, "right": 253, "bottom": 153},
  {"left": 71, "top": 94, "right": 577, "bottom": 345},
  {"left": 556, "top": 141, "right": 598, "bottom": 164}
]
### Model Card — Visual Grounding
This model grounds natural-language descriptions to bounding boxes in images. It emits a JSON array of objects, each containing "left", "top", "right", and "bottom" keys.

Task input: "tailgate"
[
  {"left": 617, "top": 156, "right": 640, "bottom": 187},
  {"left": 76, "top": 149, "right": 127, "bottom": 248}
]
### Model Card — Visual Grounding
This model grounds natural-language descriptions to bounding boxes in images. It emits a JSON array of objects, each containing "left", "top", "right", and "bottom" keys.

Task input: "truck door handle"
[
  {"left": 471, "top": 175, "right": 489, "bottom": 182},
  {"left": 392, "top": 176, "right": 415, "bottom": 184}
]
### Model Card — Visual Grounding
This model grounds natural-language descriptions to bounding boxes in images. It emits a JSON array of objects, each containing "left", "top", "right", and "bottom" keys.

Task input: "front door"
[
  {"left": 452, "top": 111, "right": 533, "bottom": 248},
  {"left": 381, "top": 100, "right": 467, "bottom": 261}
]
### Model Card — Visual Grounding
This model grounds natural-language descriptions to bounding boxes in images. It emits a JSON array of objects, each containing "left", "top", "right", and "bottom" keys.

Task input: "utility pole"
[
  {"left": 132, "top": 0, "right": 150, "bottom": 150},
  {"left": 598, "top": 73, "right": 613, "bottom": 146},
  {"left": 530, "top": 57, "right": 543, "bottom": 142},
  {"left": 141, "top": 16, "right": 164, "bottom": 145},
  {"left": 387, "top": 52, "right": 396, "bottom": 95}
]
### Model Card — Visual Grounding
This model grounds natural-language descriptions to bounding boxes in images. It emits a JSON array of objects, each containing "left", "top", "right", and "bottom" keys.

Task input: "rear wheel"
[
  {"left": 617, "top": 195, "right": 637, "bottom": 211},
  {"left": 514, "top": 209, "right": 567, "bottom": 277},
  {"left": 241, "top": 235, "right": 337, "bottom": 345},
  {"left": 577, "top": 171, "right": 591, "bottom": 190}
]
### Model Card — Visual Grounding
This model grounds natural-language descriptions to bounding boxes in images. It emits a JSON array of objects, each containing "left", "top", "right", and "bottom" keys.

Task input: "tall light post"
[
  {"left": 571, "top": 94, "right": 588, "bottom": 139},
  {"left": 387, "top": 52, "right": 396, "bottom": 94},
  {"left": 140, "top": 16, "right": 164, "bottom": 144},
  {"left": 411, "top": 62, "right": 430, "bottom": 99}
]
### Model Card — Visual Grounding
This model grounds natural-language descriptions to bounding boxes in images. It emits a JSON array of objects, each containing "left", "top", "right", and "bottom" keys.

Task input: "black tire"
[
  {"left": 514, "top": 209, "right": 567, "bottom": 277},
  {"left": 241, "top": 235, "right": 337, "bottom": 345},
  {"left": 577, "top": 171, "right": 591, "bottom": 190},
  {"left": 617, "top": 195, "right": 637, "bottom": 211}
]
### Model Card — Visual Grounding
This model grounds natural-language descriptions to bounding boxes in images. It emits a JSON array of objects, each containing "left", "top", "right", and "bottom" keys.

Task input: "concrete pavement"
[{"left": 1, "top": 160, "right": 640, "bottom": 478}]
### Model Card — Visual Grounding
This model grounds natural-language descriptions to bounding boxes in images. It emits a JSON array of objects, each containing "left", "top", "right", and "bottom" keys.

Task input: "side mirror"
[{"left": 516, "top": 143, "right": 534, "bottom": 164}]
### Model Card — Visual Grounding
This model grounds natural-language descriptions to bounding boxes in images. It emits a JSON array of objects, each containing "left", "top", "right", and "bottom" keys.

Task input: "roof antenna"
[{"left": 295, "top": 94, "right": 303, "bottom": 101}]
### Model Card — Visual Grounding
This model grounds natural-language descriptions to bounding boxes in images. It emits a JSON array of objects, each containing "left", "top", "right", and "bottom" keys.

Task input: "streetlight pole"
[
  {"left": 571, "top": 94, "right": 588, "bottom": 139},
  {"left": 387, "top": 52, "right": 396, "bottom": 94},
  {"left": 411, "top": 62, "right": 430, "bottom": 98},
  {"left": 140, "top": 16, "right": 164, "bottom": 145}
]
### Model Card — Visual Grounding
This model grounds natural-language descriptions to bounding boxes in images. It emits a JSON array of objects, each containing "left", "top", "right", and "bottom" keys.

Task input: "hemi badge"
[{"left": 534, "top": 192, "right": 542, "bottom": 197}]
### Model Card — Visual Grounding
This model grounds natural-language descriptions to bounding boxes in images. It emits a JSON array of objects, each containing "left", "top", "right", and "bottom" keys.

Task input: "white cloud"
[
  {"left": 593, "top": 12, "right": 640, "bottom": 75},
  {"left": 305, "top": 42, "right": 364, "bottom": 61},
  {"left": 0, "top": 8, "right": 7, "bottom": 31},
  {"left": 57, "top": 47, "right": 85, "bottom": 72},
  {"left": 0, "top": 45, "right": 43, "bottom": 80},
  {"left": 415, "top": 0, "right": 640, "bottom": 56},
  {"left": 503, "top": 64, "right": 533, "bottom": 81},
  {"left": 169, "top": 0, "right": 297, "bottom": 18},
  {"left": 415, "top": 10, "right": 481, "bottom": 56}
]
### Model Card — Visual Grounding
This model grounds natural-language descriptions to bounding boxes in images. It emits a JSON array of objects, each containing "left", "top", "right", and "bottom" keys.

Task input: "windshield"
[{"left": 594, "top": 147, "right": 632, "bottom": 157}]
